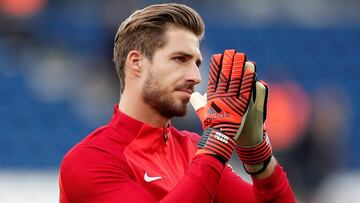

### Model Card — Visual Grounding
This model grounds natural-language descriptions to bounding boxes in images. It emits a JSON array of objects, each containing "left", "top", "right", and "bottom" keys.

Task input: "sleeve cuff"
[{"left": 251, "top": 163, "right": 284, "bottom": 190}]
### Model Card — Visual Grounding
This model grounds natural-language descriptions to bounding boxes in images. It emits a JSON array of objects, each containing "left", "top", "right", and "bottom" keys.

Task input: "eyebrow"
[{"left": 173, "top": 51, "right": 202, "bottom": 67}]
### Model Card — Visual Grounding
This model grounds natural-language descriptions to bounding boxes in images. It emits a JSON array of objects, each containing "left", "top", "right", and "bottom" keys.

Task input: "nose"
[{"left": 185, "top": 65, "right": 202, "bottom": 85}]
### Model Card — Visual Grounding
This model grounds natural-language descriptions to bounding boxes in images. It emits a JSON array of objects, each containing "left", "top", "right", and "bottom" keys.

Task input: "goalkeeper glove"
[
  {"left": 190, "top": 49, "right": 256, "bottom": 164},
  {"left": 235, "top": 74, "right": 273, "bottom": 175}
]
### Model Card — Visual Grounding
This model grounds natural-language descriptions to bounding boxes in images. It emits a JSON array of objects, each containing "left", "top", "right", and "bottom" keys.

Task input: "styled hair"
[{"left": 113, "top": 3, "right": 205, "bottom": 93}]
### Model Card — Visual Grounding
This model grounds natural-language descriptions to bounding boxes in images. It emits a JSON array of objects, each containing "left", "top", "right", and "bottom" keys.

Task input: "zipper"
[
  {"left": 160, "top": 129, "right": 179, "bottom": 185},
  {"left": 163, "top": 130, "right": 167, "bottom": 143}
]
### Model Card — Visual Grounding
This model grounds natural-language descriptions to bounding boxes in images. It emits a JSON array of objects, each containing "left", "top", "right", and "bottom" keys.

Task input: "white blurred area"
[
  {"left": 0, "top": 171, "right": 58, "bottom": 203},
  {"left": 312, "top": 170, "right": 360, "bottom": 203}
]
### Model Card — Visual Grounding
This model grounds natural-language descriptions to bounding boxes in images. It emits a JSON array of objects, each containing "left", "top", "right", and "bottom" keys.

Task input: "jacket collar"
[{"left": 109, "top": 105, "right": 172, "bottom": 145}]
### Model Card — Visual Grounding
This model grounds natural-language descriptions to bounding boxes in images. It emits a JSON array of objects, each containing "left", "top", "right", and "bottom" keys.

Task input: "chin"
[
  {"left": 174, "top": 100, "right": 189, "bottom": 116},
  {"left": 159, "top": 103, "right": 188, "bottom": 118},
  {"left": 171, "top": 106, "right": 188, "bottom": 117},
  {"left": 175, "top": 107, "right": 188, "bottom": 117}
]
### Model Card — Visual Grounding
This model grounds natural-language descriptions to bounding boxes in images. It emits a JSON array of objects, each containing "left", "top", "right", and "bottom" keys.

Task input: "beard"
[{"left": 142, "top": 71, "right": 193, "bottom": 119}]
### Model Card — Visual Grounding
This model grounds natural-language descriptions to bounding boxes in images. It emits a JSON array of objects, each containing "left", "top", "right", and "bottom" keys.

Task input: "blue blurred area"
[
  {"left": 0, "top": 74, "right": 89, "bottom": 168},
  {"left": 205, "top": 26, "right": 360, "bottom": 88},
  {"left": 0, "top": 0, "right": 360, "bottom": 201}
]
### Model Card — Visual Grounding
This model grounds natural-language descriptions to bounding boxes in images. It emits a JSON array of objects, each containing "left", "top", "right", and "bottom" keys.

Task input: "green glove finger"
[{"left": 237, "top": 80, "right": 267, "bottom": 147}]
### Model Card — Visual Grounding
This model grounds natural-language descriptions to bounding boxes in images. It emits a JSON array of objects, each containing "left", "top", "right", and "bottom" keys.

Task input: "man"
[{"left": 59, "top": 3, "right": 295, "bottom": 202}]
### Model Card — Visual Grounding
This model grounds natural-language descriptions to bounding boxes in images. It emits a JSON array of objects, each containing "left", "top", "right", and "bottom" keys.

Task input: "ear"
[{"left": 126, "top": 50, "right": 144, "bottom": 77}]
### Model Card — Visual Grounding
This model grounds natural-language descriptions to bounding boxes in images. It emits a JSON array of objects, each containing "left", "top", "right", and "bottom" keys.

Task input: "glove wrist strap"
[
  {"left": 243, "top": 156, "right": 272, "bottom": 175},
  {"left": 235, "top": 133, "right": 272, "bottom": 166},
  {"left": 197, "top": 128, "right": 236, "bottom": 164}
]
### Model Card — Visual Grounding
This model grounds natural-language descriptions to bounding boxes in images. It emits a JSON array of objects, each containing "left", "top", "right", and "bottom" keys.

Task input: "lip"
[{"left": 176, "top": 89, "right": 193, "bottom": 97}]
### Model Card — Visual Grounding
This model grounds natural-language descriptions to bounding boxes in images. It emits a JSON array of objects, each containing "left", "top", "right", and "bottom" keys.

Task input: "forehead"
[{"left": 160, "top": 26, "right": 201, "bottom": 58}]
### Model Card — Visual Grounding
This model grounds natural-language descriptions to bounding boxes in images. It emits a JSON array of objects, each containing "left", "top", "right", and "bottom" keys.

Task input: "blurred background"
[{"left": 0, "top": 0, "right": 359, "bottom": 202}]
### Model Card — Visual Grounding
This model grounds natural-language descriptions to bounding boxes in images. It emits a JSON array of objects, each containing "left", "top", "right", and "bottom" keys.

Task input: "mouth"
[
  {"left": 175, "top": 88, "right": 193, "bottom": 97},
  {"left": 175, "top": 83, "right": 195, "bottom": 98},
  {"left": 181, "top": 89, "right": 193, "bottom": 94}
]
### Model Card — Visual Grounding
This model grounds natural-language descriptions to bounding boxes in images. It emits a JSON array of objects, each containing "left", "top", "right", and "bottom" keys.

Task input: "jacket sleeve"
[
  {"left": 215, "top": 163, "right": 296, "bottom": 202},
  {"left": 60, "top": 146, "right": 225, "bottom": 203}
]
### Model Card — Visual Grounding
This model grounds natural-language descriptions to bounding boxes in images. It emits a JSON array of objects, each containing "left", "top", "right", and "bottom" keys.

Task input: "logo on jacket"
[{"left": 144, "top": 172, "right": 162, "bottom": 182}]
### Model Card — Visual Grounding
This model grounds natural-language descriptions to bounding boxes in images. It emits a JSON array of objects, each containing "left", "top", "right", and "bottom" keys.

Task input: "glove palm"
[{"left": 190, "top": 49, "right": 256, "bottom": 163}]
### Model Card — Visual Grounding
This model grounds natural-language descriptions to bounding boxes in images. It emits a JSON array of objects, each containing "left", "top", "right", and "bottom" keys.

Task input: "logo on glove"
[
  {"left": 203, "top": 112, "right": 230, "bottom": 126},
  {"left": 214, "top": 131, "right": 229, "bottom": 144}
]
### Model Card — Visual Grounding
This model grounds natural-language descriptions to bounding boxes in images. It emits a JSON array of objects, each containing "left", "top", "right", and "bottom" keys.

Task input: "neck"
[{"left": 118, "top": 90, "right": 170, "bottom": 128}]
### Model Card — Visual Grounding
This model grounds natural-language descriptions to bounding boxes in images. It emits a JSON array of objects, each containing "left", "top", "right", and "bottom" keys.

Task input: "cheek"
[
  {"left": 149, "top": 64, "right": 182, "bottom": 90},
  {"left": 156, "top": 72, "right": 178, "bottom": 86},
  {"left": 145, "top": 72, "right": 171, "bottom": 93}
]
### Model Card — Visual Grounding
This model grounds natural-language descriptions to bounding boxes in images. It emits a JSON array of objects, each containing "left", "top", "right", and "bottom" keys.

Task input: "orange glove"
[
  {"left": 235, "top": 79, "right": 273, "bottom": 175},
  {"left": 191, "top": 49, "right": 256, "bottom": 163}
]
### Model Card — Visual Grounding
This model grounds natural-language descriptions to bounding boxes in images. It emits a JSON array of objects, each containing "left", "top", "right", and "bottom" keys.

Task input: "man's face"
[{"left": 141, "top": 26, "right": 202, "bottom": 119}]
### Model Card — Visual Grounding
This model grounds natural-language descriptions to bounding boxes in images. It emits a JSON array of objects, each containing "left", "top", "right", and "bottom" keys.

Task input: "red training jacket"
[{"left": 59, "top": 106, "right": 295, "bottom": 202}]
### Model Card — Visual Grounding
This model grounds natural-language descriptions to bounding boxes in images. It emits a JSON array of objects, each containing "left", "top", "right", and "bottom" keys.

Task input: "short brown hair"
[{"left": 113, "top": 3, "right": 205, "bottom": 93}]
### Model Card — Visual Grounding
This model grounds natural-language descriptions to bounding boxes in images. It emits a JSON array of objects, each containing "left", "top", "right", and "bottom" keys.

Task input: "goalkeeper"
[{"left": 59, "top": 3, "right": 295, "bottom": 202}]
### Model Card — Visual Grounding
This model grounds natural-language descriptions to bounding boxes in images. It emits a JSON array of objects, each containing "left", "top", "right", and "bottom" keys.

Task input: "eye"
[{"left": 174, "top": 56, "right": 186, "bottom": 63}]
